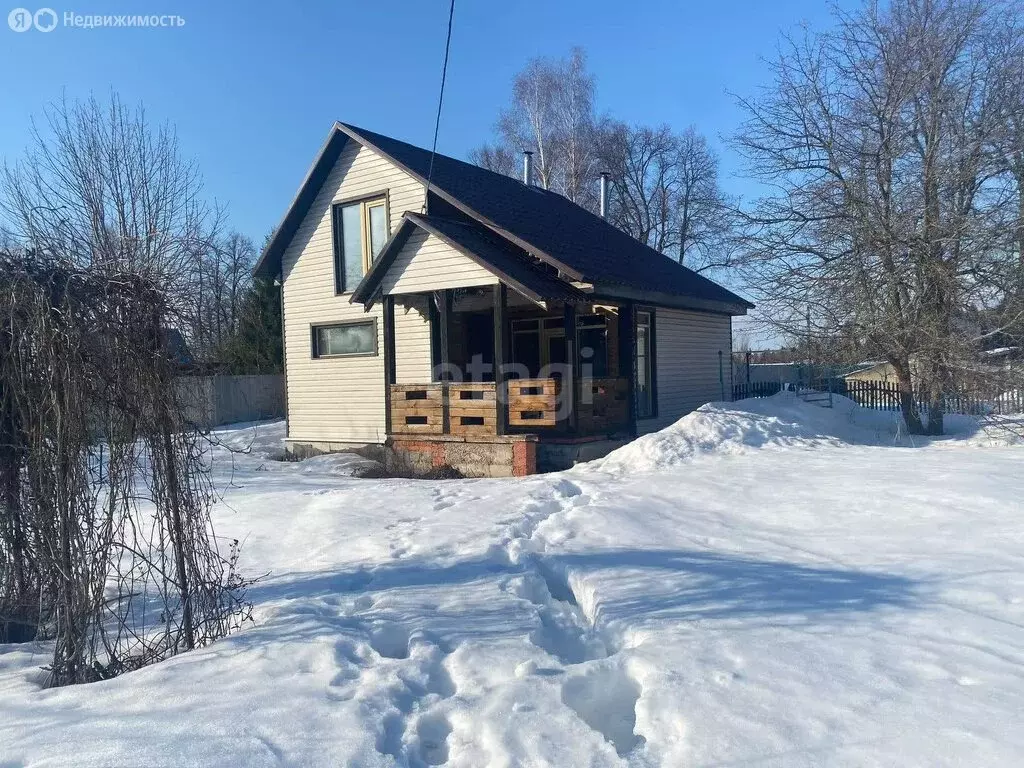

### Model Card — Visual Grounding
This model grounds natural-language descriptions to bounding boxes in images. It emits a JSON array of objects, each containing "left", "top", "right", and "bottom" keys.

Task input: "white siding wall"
[
  {"left": 637, "top": 308, "right": 733, "bottom": 434},
  {"left": 382, "top": 229, "right": 497, "bottom": 295},
  {"left": 281, "top": 141, "right": 427, "bottom": 444},
  {"left": 394, "top": 295, "right": 433, "bottom": 384}
]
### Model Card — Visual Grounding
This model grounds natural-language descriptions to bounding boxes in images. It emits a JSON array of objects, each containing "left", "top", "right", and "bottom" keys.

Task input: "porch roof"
[{"left": 351, "top": 212, "right": 589, "bottom": 309}]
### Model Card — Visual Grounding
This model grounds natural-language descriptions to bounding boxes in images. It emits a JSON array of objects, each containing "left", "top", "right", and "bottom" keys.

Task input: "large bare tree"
[
  {"left": 735, "top": 0, "right": 1023, "bottom": 434},
  {"left": 1, "top": 93, "right": 222, "bottom": 341},
  {"left": 600, "top": 122, "right": 735, "bottom": 273}
]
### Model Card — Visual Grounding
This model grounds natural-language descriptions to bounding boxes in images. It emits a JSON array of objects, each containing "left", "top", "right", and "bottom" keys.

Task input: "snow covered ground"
[{"left": 3, "top": 395, "right": 1024, "bottom": 767}]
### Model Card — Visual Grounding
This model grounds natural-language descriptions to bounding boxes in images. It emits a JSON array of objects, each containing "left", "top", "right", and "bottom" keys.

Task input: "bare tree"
[
  {"left": 551, "top": 48, "right": 599, "bottom": 206},
  {"left": 190, "top": 232, "right": 256, "bottom": 362},
  {"left": 498, "top": 56, "right": 560, "bottom": 189},
  {"left": 0, "top": 251, "right": 251, "bottom": 685},
  {"left": 468, "top": 144, "right": 518, "bottom": 178},
  {"left": 676, "top": 127, "right": 736, "bottom": 273},
  {"left": 600, "top": 122, "right": 679, "bottom": 251},
  {"left": 734, "top": 0, "right": 1022, "bottom": 434},
  {"left": 599, "top": 122, "right": 735, "bottom": 273},
  {"left": 993, "top": 14, "right": 1024, "bottom": 309},
  {"left": 0, "top": 92, "right": 223, "bottom": 338}
]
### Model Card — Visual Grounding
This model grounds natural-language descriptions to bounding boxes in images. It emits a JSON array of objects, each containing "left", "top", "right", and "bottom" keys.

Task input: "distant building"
[{"left": 843, "top": 361, "right": 899, "bottom": 384}]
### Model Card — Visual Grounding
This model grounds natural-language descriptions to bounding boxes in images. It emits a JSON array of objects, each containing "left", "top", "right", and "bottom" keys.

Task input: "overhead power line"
[{"left": 423, "top": 0, "right": 455, "bottom": 213}]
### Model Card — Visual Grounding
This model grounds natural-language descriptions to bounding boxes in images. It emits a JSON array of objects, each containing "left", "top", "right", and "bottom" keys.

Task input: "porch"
[
  {"left": 381, "top": 283, "right": 646, "bottom": 444},
  {"left": 355, "top": 212, "right": 655, "bottom": 474}
]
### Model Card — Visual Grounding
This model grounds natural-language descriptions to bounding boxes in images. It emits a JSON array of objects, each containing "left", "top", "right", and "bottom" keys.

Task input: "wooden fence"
[
  {"left": 731, "top": 381, "right": 785, "bottom": 401},
  {"left": 176, "top": 374, "right": 284, "bottom": 427},
  {"left": 733, "top": 379, "right": 1024, "bottom": 416}
]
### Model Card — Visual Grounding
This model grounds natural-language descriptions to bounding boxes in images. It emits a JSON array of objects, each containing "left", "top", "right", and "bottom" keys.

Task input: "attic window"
[{"left": 332, "top": 196, "right": 388, "bottom": 293}]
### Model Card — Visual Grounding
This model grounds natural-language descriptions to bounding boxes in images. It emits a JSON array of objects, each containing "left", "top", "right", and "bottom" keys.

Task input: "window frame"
[
  {"left": 577, "top": 314, "right": 609, "bottom": 377},
  {"left": 635, "top": 308, "right": 657, "bottom": 419},
  {"left": 331, "top": 191, "right": 391, "bottom": 295},
  {"left": 310, "top": 318, "right": 379, "bottom": 359}
]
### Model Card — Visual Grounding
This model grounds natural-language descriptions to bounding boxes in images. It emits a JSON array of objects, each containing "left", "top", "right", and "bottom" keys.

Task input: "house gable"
[
  {"left": 279, "top": 136, "right": 430, "bottom": 445},
  {"left": 381, "top": 228, "right": 498, "bottom": 296}
]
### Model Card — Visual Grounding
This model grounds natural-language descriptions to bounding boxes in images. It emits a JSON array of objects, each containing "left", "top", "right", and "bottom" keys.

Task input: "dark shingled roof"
[
  {"left": 353, "top": 213, "right": 588, "bottom": 307},
  {"left": 255, "top": 122, "right": 753, "bottom": 313}
]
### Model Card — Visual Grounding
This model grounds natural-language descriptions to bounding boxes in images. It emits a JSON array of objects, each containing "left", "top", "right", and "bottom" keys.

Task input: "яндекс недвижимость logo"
[
  {"left": 8, "top": 7, "right": 57, "bottom": 31},
  {"left": 8, "top": 8, "right": 183, "bottom": 31}
]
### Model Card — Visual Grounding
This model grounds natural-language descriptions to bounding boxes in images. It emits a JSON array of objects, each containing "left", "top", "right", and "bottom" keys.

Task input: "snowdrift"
[
  {"left": 588, "top": 392, "right": 1020, "bottom": 474},
  {"left": 209, "top": 420, "right": 382, "bottom": 477},
  {"left": 209, "top": 419, "right": 287, "bottom": 459},
  {"left": 589, "top": 393, "right": 889, "bottom": 474}
]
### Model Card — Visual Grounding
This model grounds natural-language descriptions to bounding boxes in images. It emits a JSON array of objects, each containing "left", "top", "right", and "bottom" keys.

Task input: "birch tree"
[{"left": 472, "top": 48, "right": 598, "bottom": 203}]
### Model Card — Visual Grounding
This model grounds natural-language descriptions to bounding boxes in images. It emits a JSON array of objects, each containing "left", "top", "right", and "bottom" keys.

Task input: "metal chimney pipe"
[
  {"left": 523, "top": 150, "right": 534, "bottom": 186},
  {"left": 599, "top": 172, "right": 610, "bottom": 218}
]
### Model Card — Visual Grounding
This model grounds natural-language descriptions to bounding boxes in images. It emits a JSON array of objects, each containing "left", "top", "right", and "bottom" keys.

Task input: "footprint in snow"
[
  {"left": 370, "top": 623, "right": 411, "bottom": 660},
  {"left": 416, "top": 712, "right": 452, "bottom": 765},
  {"left": 561, "top": 664, "right": 646, "bottom": 758},
  {"left": 369, "top": 630, "right": 457, "bottom": 765}
]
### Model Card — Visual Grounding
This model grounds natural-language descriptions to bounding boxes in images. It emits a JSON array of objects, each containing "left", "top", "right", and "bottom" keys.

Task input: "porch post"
[
  {"left": 382, "top": 295, "right": 397, "bottom": 435},
  {"left": 438, "top": 290, "right": 452, "bottom": 433},
  {"left": 428, "top": 297, "right": 440, "bottom": 379},
  {"left": 437, "top": 290, "right": 452, "bottom": 380},
  {"left": 493, "top": 284, "right": 508, "bottom": 435},
  {"left": 618, "top": 301, "right": 637, "bottom": 437},
  {"left": 563, "top": 301, "right": 578, "bottom": 433}
]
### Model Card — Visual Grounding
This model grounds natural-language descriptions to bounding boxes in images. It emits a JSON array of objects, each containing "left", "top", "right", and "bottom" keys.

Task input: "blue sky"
[{"left": 1, "top": 0, "right": 851, "bottom": 345}]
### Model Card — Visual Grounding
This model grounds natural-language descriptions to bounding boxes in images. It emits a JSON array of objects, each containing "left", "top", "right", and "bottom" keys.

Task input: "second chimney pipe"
[
  {"left": 523, "top": 150, "right": 534, "bottom": 186},
  {"left": 599, "top": 172, "right": 610, "bottom": 218}
]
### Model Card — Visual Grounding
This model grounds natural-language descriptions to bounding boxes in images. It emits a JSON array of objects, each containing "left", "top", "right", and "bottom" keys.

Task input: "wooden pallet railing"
[
  {"left": 577, "top": 376, "right": 629, "bottom": 432},
  {"left": 507, "top": 377, "right": 560, "bottom": 427},
  {"left": 447, "top": 382, "right": 498, "bottom": 435},
  {"left": 390, "top": 383, "right": 444, "bottom": 434},
  {"left": 391, "top": 377, "right": 629, "bottom": 436}
]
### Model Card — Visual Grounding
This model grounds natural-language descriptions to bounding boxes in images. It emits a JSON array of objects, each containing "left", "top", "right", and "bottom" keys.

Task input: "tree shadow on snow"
[
  {"left": 552, "top": 549, "right": 924, "bottom": 625},
  {"left": 248, "top": 547, "right": 925, "bottom": 640}
]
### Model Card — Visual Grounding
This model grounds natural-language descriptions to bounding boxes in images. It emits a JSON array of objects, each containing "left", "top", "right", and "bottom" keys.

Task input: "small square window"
[{"left": 312, "top": 321, "right": 377, "bottom": 358}]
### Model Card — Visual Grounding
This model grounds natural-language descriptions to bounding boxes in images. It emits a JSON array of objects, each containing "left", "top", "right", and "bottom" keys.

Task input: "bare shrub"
[{"left": 0, "top": 251, "right": 250, "bottom": 686}]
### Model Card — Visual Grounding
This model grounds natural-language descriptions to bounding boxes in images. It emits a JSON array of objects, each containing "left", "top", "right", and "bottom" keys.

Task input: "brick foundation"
[
  {"left": 388, "top": 434, "right": 538, "bottom": 478},
  {"left": 512, "top": 440, "right": 537, "bottom": 476}
]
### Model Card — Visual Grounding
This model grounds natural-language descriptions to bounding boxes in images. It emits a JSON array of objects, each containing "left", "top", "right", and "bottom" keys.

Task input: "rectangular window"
[
  {"left": 636, "top": 311, "right": 654, "bottom": 418},
  {"left": 511, "top": 314, "right": 613, "bottom": 377},
  {"left": 312, "top": 320, "right": 377, "bottom": 358},
  {"left": 577, "top": 315, "right": 608, "bottom": 377},
  {"left": 367, "top": 201, "right": 388, "bottom": 259},
  {"left": 332, "top": 196, "right": 389, "bottom": 293}
]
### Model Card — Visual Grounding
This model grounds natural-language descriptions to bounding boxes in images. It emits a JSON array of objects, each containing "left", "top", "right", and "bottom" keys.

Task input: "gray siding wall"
[
  {"left": 637, "top": 308, "right": 733, "bottom": 434},
  {"left": 281, "top": 141, "right": 428, "bottom": 444}
]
